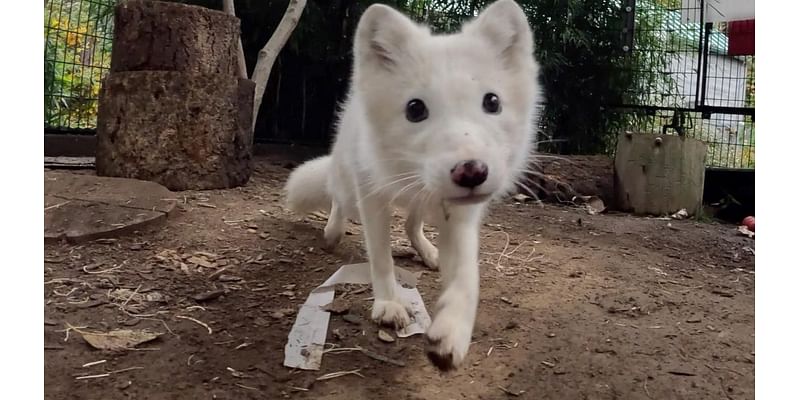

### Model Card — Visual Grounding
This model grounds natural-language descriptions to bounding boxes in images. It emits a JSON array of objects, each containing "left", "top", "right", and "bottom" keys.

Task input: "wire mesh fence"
[
  {"left": 616, "top": 0, "right": 755, "bottom": 169},
  {"left": 44, "top": 0, "right": 116, "bottom": 132}
]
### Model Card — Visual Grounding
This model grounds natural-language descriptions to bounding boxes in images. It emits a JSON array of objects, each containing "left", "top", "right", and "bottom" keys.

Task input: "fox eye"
[
  {"left": 482, "top": 93, "right": 501, "bottom": 114},
  {"left": 406, "top": 99, "right": 429, "bottom": 123}
]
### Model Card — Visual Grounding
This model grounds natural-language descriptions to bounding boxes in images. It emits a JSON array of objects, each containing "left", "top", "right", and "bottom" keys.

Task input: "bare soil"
[{"left": 44, "top": 157, "right": 755, "bottom": 400}]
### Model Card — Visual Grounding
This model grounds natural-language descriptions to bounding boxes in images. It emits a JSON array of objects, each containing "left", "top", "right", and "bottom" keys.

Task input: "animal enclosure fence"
[
  {"left": 616, "top": 0, "right": 755, "bottom": 169},
  {"left": 43, "top": 0, "right": 754, "bottom": 169},
  {"left": 45, "top": 0, "right": 115, "bottom": 134}
]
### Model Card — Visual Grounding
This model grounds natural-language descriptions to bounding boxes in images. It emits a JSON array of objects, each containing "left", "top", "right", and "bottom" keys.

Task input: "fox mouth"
[{"left": 445, "top": 193, "right": 491, "bottom": 205}]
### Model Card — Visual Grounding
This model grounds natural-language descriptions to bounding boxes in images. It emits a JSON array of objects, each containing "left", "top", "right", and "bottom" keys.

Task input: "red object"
[
  {"left": 727, "top": 19, "right": 755, "bottom": 56},
  {"left": 742, "top": 216, "right": 755, "bottom": 232}
]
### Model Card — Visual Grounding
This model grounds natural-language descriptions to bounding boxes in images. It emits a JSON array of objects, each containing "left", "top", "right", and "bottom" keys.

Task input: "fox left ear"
[
  {"left": 464, "top": 0, "right": 534, "bottom": 69},
  {"left": 354, "top": 4, "right": 421, "bottom": 72}
]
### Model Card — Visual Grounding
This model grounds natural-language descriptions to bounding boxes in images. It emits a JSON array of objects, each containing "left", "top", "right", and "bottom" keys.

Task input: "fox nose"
[{"left": 450, "top": 159, "right": 488, "bottom": 188}]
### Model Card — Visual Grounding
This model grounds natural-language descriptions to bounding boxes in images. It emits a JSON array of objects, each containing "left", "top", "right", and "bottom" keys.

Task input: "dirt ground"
[{"left": 44, "top": 157, "right": 755, "bottom": 400}]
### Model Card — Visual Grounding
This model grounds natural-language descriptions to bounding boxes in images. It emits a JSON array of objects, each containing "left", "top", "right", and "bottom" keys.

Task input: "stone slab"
[{"left": 44, "top": 171, "right": 178, "bottom": 243}]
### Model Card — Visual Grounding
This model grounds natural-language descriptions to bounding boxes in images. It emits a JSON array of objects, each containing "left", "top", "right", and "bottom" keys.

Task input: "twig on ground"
[
  {"left": 323, "top": 347, "right": 362, "bottom": 354},
  {"left": 176, "top": 315, "right": 213, "bottom": 334},
  {"left": 121, "top": 284, "right": 143, "bottom": 309},
  {"left": 109, "top": 366, "right": 144, "bottom": 375},
  {"left": 481, "top": 230, "right": 539, "bottom": 272},
  {"left": 82, "top": 360, "right": 107, "bottom": 368},
  {"left": 359, "top": 348, "right": 405, "bottom": 367},
  {"left": 316, "top": 369, "right": 364, "bottom": 381},
  {"left": 45, "top": 278, "right": 86, "bottom": 285},
  {"left": 324, "top": 346, "right": 405, "bottom": 367},
  {"left": 83, "top": 262, "right": 124, "bottom": 275},
  {"left": 498, "top": 386, "right": 523, "bottom": 396},
  {"left": 52, "top": 287, "right": 78, "bottom": 297},
  {"left": 75, "top": 373, "right": 110, "bottom": 380},
  {"left": 45, "top": 201, "right": 71, "bottom": 211},
  {"left": 57, "top": 323, "right": 88, "bottom": 342}
]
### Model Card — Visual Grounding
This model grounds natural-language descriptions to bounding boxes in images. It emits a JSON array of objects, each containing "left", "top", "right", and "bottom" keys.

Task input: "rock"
[
  {"left": 44, "top": 172, "right": 176, "bottom": 243},
  {"left": 192, "top": 289, "right": 224, "bottom": 302}
]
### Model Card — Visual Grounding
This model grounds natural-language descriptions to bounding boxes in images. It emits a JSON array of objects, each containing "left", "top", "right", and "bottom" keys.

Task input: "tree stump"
[
  {"left": 96, "top": 72, "right": 255, "bottom": 191},
  {"left": 614, "top": 133, "right": 707, "bottom": 216},
  {"left": 111, "top": 0, "right": 243, "bottom": 76},
  {"left": 96, "top": 0, "right": 255, "bottom": 190}
]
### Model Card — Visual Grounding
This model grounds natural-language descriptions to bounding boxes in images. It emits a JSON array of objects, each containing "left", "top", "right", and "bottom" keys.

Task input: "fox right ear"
[{"left": 354, "top": 4, "right": 420, "bottom": 71}]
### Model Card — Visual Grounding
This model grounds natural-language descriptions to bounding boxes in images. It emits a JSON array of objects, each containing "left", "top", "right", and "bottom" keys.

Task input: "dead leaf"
[
  {"left": 573, "top": 195, "right": 606, "bottom": 215},
  {"left": 193, "top": 251, "right": 219, "bottom": 259},
  {"left": 80, "top": 329, "right": 161, "bottom": 351},
  {"left": 109, "top": 289, "right": 167, "bottom": 303},
  {"left": 586, "top": 197, "right": 606, "bottom": 214},
  {"left": 321, "top": 298, "right": 351, "bottom": 315},
  {"left": 187, "top": 256, "right": 215, "bottom": 269},
  {"left": 377, "top": 330, "right": 395, "bottom": 343},
  {"left": 737, "top": 225, "right": 755, "bottom": 238}
]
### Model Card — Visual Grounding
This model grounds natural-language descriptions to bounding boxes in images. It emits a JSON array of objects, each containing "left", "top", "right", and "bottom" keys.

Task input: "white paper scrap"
[{"left": 283, "top": 263, "right": 431, "bottom": 370}]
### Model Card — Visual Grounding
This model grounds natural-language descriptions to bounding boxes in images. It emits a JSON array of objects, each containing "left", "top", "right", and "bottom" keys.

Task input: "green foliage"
[{"left": 44, "top": 0, "right": 115, "bottom": 130}]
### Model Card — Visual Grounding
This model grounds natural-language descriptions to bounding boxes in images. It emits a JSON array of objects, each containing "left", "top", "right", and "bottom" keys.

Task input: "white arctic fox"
[{"left": 284, "top": 0, "right": 541, "bottom": 370}]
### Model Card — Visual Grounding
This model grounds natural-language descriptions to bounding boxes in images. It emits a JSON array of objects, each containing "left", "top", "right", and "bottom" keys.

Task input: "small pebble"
[{"left": 192, "top": 289, "right": 224, "bottom": 302}]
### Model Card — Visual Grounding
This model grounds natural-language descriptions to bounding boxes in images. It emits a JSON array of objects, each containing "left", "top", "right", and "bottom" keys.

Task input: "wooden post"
[{"left": 613, "top": 132, "right": 707, "bottom": 216}]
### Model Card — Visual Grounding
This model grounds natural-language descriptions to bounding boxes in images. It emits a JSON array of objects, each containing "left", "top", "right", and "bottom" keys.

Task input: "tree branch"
[
  {"left": 222, "top": 0, "right": 248, "bottom": 80},
  {"left": 250, "top": 0, "right": 307, "bottom": 132}
]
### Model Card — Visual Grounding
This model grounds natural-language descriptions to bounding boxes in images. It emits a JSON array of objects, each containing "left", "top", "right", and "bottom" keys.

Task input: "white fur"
[{"left": 284, "top": 0, "right": 541, "bottom": 370}]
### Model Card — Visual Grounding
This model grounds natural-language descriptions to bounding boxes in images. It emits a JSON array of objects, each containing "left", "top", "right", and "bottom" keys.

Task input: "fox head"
[{"left": 352, "top": 0, "right": 542, "bottom": 206}]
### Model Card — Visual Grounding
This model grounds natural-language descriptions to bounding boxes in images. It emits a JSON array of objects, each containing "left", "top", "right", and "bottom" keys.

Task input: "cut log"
[
  {"left": 111, "top": 0, "right": 243, "bottom": 76},
  {"left": 613, "top": 132, "right": 707, "bottom": 216},
  {"left": 96, "top": 71, "right": 255, "bottom": 191}
]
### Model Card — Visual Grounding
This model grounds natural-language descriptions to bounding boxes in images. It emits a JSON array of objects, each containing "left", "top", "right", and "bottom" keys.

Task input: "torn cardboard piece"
[{"left": 283, "top": 263, "right": 431, "bottom": 370}]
